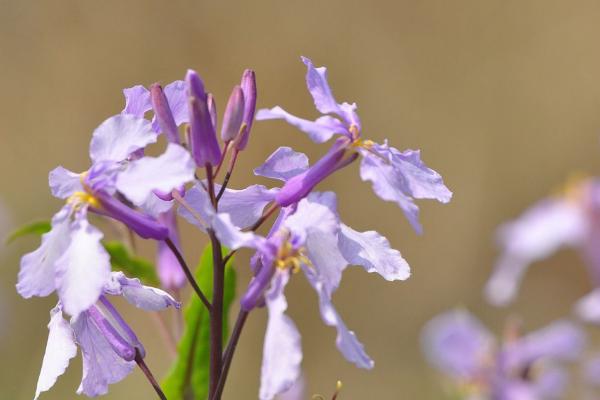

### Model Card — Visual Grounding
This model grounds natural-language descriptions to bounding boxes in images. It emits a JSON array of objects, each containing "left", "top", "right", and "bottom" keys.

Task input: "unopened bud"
[
  {"left": 150, "top": 84, "right": 179, "bottom": 144},
  {"left": 235, "top": 69, "right": 256, "bottom": 150},
  {"left": 221, "top": 85, "right": 245, "bottom": 142}
]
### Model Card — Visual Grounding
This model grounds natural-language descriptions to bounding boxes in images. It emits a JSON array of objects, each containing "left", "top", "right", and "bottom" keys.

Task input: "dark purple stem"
[{"left": 135, "top": 350, "right": 167, "bottom": 400}]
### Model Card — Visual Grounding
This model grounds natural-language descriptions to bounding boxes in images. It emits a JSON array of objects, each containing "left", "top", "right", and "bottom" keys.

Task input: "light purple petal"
[
  {"left": 116, "top": 143, "right": 195, "bottom": 206},
  {"left": 139, "top": 194, "right": 173, "bottom": 218},
  {"left": 360, "top": 143, "right": 452, "bottom": 234},
  {"left": 284, "top": 192, "right": 339, "bottom": 241},
  {"left": 89, "top": 114, "right": 158, "bottom": 163},
  {"left": 584, "top": 354, "right": 600, "bottom": 387},
  {"left": 211, "top": 212, "right": 263, "bottom": 251},
  {"left": 485, "top": 199, "right": 587, "bottom": 306},
  {"left": 72, "top": 311, "right": 135, "bottom": 397},
  {"left": 307, "top": 269, "right": 373, "bottom": 369},
  {"left": 534, "top": 368, "right": 568, "bottom": 399},
  {"left": 177, "top": 183, "right": 213, "bottom": 230},
  {"left": 254, "top": 147, "right": 309, "bottom": 182},
  {"left": 338, "top": 223, "right": 410, "bottom": 281},
  {"left": 122, "top": 85, "right": 151, "bottom": 118},
  {"left": 104, "top": 272, "right": 180, "bottom": 311},
  {"left": 575, "top": 289, "right": 600, "bottom": 324},
  {"left": 260, "top": 272, "right": 302, "bottom": 400},
  {"left": 275, "top": 375, "right": 306, "bottom": 400},
  {"left": 215, "top": 183, "right": 278, "bottom": 229},
  {"left": 55, "top": 218, "right": 111, "bottom": 317},
  {"left": 17, "top": 207, "right": 71, "bottom": 298},
  {"left": 256, "top": 106, "right": 347, "bottom": 143},
  {"left": 156, "top": 210, "right": 186, "bottom": 290},
  {"left": 34, "top": 305, "right": 77, "bottom": 400},
  {"left": 163, "top": 80, "right": 188, "bottom": 127},
  {"left": 421, "top": 309, "right": 494, "bottom": 379},
  {"left": 48, "top": 167, "right": 83, "bottom": 199}
]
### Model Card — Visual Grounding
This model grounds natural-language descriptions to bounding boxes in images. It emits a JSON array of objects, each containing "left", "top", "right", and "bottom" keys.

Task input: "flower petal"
[
  {"left": 16, "top": 207, "right": 71, "bottom": 298},
  {"left": 575, "top": 289, "right": 600, "bottom": 324},
  {"left": 152, "top": 80, "right": 188, "bottom": 132},
  {"left": 116, "top": 143, "right": 195, "bottom": 206},
  {"left": 212, "top": 212, "right": 262, "bottom": 251},
  {"left": 72, "top": 311, "right": 135, "bottom": 397},
  {"left": 104, "top": 272, "right": 180, "bottom": 311},
  {"left": 254, "top": 147, "right": 309, "bottom": 182},
  {"left": 284, "top": 192, "right": 340, "bottom": 240},
  {"left": 260, "top": 272, "right": 302, "bottom": 400},
  {"left": 156, "top": 210, "right": 186, "bottom": 290},
  {"left": 89, "top": 114, "right": 158, "bottom": 163},
  {"left": 301, "top": 56, "right": 341, "bottom": 115},
  {"left": 177, "top": 184, "right": 213, "bottom": 230},
  {"left": 34, "top": 305, "right": 77, "bottom": 400},
  {"left": 55, "top": 218, "right": 111, "bottom": 317},
  {"left": 48, "top": 166, "right": 83, "bottom": 199},
  {"left": 485, "top": 199, "right": 587, "bottom": 306},
  {"left": 421, "top": 309, "right": 494, "bottom": 379},
  {"left": 256, "top": 106, "right": 347, "bottom": 143},
  {"left": 215, "top": 183, "right": 278, "bottom": 229},
  {"left": 360, "top": 143, "right": 452, "bottom": 233},
  {"left": 338, "top": 223, "right": 410, "bottom": 281},
  {"left": 122, "top": 85, "right": 151, "bottom": 118}
]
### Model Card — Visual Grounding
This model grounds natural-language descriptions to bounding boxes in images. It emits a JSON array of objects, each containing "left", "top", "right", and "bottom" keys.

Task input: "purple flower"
[
  {"left": 17, "top": 114, "right": 195, "bottom": 316},
  {"left": 422, "top": 310, "right": 585, "bottom": 400},
  {"left": 34, "top": 272, "right": 178, "bottom": 399},
  {"left": 256, "top": 57, "right": 451, "bottom": 233},
  {"left": 485, "top": 180, "right": 599, "bottom": 306}
]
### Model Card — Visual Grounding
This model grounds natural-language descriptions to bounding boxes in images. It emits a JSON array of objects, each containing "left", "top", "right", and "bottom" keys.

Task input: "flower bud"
[
  {"left": 234, "top": 69, "right": 256, "bottom": 151},
  {"left": 150, "top": 83, "right": 179, "bottom": 144},
  {"left": 185, "top": 70, "right": 221, "bottom": 166},
  {"left": 221, "top": 85, "right": 245, "bottom": 142},
  {"left": 207, "top": 93, "right": 217, "bottom": 132}
]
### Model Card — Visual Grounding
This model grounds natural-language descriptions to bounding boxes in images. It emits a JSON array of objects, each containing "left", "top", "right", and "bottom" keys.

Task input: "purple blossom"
[
  {"left": 256, "top": 57, "right": 451, "bottom": 233},
  {"left": 34, "top": 272, "right": 178, "bottom": 399}
]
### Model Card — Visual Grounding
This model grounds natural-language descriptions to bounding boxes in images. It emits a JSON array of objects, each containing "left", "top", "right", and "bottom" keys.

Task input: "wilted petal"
[
  {"left": 216, "top": 184, "right": 278, "bottom": 229},
  {"left": 256, "top": 106, "right": 347, "bottom": 143},
  {"left": 17, "top": 207, "right": 71, "bottom": 298},
  {"left": 72, "top": 311, "right": 135, "bottom": 397},
  {"left": 260, "top": 272, "right": 302, "bottom": 400},
  {"left": 360, "top": 143, "right": 452, "bottom": 233},
  {"left": 122, "top": 85, "right": 151, "bottom": 118},
  {"left": 338, "top": 223, "right": 410, "bottom": 281},
  {"left": 34, "top": 305, "right": 77, "bottom": 400},
  {"left": 116, "top": 143, "right": 195, "bottom": 206},
  {"left": 485, "top": 199, "right": 587, "bottom": 306},
  {"left": 254, "top": 147, "right": 309, "bottom": 181},
  {"left": 55, "top": 218, "right": 111, "bottom": 317},
  {"left": 421, "top": 309, "right": 494, "bottom": 379},
  {"left": 104, "top": 272, "right": 180, "bottom": 311},
  {"left": 90, "top": 114, "right": 158, "bottom": 163},
  {"left": 575, "top": 289, "right": 600, "bottom": 324},
  {"left": 49, "top": 166, "right": 83, "bottom": 199}
]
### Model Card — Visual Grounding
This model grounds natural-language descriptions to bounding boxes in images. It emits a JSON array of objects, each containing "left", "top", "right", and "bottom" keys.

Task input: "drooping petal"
[
  {"left": 48, "top": 166, "right": 83, "bottom": 199},
  {"left": 17, "top": 207, "right": 71, "bottom": 298},
  {"left": 89, "top": 114, "right": 158, "bottom": 163},
  {"left": 421, "top": 309, "right": 495, "bottom": 380},
  {"left": 260, "top": 272, "right": 302, "bottom": 400},
  {"left": 215, "top": 183, "right": 278, "bottom": 229},
  {"left": 256, "top": 106, "right": 347, "bottom": 143},
  {"left": 122, "top": 85, "right": 151, "bottom": 118},
  {"left": 254, "top": 147, "right": 309, "bottom": 182},
  {"left": 72, "top": 311, "right": 135, "bottom": 397},
  {"left": 338, "top": 223, "right": 410, "bottom": 281},
  {"left": 485, "top": 199, "right": 587, "bottom": 306},
  {"left": 115, "top": 143, "right": 195, "bottom": 206},
  {"left": 359, "top": 142, "right": 452, "bottom": 233},
  {"left": 575, "top": 289, "right": 600, "bottom": 324},
  {"left": 34, "top": 305, "right": 77, "bottom": 400},
  {"left": 103, "top": 272, "right": 180, "bottom": 311},
  {"left": 55, "top": 218, "right": 111, "bottom": 317}
]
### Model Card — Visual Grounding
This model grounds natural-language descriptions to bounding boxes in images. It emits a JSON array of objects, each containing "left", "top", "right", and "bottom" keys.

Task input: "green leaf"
[
  {"left": 162, "top": 244, "right": 237, "bottom": 400},
  {"left": 5, "top": 220, "right": 51, "bottom": 244},
  {"left": 102, "top": 240, "right": 159, "bottom": 286}
]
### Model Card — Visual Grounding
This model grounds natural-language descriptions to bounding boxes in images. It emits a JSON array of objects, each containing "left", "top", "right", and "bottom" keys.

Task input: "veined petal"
[
  {"left": 485, "top": 198, "right": 587, "bottom": 306},
  {"left": 72, "top": 311, "right": 135, "bottom": 397},
  {"left": 49, "top": 166, "right": 83, "bottom": 199},
  {"left": 55, "top": 218, "right": 111, "bottom": 317},
  {"left": 34, "top": 305, "right": 77, "bottom": 400},
  {"left": 304, "top": 268, "right": 373, "bottom": 369},
  {"left": 89, "top": 114, "right": 158, "bottom": 163},
  {"left": 254, "top": 147, "right": 309, "bottom": 182},
  {"left": 177, "top": 184, "right": 213, "bottom": 230},
  {"left": 215, "top": 183, "right": 278, "bottom": 229},
  {"left": 122, "top": 85, "right": 151, "bottom": 119},
  {"left": 17, "top": 207, "right": 71, "bottom": 298},
  {"left": 338, "top": 223, "right": 410, "bottom": 281},
  {"left": 360, "top": 143, "right": 452, "bottom": 233},
  {"left": 301, "top": 56, "right": 341, "bottom": 116},
  {"left": 116, "top": 143, "right": 195, "bottom": 206},
  {"left": 256, "top": 106, "right": 347, "bottom": 143},
  {"left": 575, "top": 289, "right": 600, "bottom": 324},
  {"left": 104, "top": 272, "right": 180, "bottom": 311},
  {"left": 260, "top": 272, "right": 302, "bottom": 400}
]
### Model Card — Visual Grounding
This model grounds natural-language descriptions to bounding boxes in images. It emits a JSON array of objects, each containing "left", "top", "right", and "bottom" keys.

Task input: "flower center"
[
  {"left": 275, "top": 240, "right": 310, "bottom": 273},
  {"left": 67, "top": 191, "right": 100, "bottom": 210}
]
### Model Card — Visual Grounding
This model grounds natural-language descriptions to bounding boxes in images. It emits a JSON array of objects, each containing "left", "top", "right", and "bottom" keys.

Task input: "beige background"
[{"left": 2, "top": 1, "right": 600, "bottom": 398}]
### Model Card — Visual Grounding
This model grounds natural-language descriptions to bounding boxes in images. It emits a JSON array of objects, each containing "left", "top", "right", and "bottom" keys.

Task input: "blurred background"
[{"left": 2, "top": 0, "right": 600, "bottom": 398}]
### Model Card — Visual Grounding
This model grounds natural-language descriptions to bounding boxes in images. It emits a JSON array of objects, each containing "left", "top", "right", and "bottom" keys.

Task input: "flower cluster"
[{"left": 17, "top": 57, "right": 451, "bottom": 399}]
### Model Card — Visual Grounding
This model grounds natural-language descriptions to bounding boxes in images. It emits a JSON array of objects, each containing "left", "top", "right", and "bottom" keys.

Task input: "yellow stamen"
[
  {"left": 274, "top": 238, "right": 310, "bottom": 273},
  {"left": 66, "top": 191, "right": 100, "bottom": 210}
]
